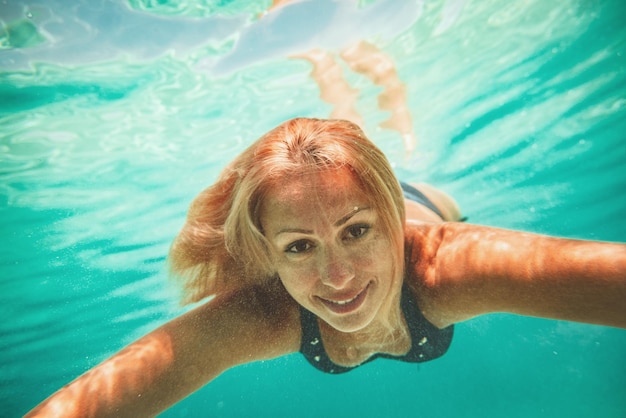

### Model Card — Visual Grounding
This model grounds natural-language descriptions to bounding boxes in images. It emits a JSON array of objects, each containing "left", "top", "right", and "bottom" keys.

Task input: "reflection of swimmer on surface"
[
  {"left": 292, "top": 41, "right": 417, "bottom": 154},
  {"left": 267, "top": 0, "right": 419, "bottom": 153}
]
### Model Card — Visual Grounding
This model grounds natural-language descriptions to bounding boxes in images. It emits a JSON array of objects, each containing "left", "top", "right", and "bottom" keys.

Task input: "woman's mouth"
[{"left": 317, "top": 283, "right": 370, "bottom": 314}]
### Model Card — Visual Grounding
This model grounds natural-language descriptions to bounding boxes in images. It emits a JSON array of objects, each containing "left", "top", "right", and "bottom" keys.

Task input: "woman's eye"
[
  {"left": 345, "top": 224, "right": 370, "bottom": 239},
  {"left": 285, "top": 240, "right": 313, "bottom": 254}
]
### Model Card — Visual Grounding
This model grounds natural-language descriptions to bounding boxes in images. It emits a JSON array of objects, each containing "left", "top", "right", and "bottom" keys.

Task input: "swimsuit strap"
[
  {"left": 299, "top": 307, "right": 358, "bottom": 374},
  {"left": 380, "top": 281, "right": 454, "bottom": 363},
  {"left": 400, "top": 182, "right": 446, "bottom": 220},
  {"left": 299, "top": 282, "right": 453, "bottom": 374}
]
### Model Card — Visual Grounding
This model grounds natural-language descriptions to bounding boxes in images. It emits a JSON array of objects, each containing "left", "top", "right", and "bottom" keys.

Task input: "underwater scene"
[{"left": 1, "top": 0, "right": 625, "bottom": 416}]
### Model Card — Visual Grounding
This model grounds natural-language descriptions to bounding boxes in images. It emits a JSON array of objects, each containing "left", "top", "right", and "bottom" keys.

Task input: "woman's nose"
[{"left": 319, "top": 247, "right": 354, "bottom": 289}]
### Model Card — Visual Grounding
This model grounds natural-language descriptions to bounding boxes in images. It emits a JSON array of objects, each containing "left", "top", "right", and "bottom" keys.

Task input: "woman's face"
[{"left": 260, "top": 168, "right": 400, "bottom": 333}]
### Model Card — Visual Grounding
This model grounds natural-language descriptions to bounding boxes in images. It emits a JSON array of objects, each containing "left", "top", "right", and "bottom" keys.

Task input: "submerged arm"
[
  {"left": 25, "top": 283, "right": 299, "bottom": 417},
  {"left": 407, "top": 223, "right": 626, "bottom": 329}
]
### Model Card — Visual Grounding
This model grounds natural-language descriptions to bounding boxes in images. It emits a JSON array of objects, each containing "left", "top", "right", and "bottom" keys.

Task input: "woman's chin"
[{"left": 320, "top": 304, "right": 379, "bottom": 334}]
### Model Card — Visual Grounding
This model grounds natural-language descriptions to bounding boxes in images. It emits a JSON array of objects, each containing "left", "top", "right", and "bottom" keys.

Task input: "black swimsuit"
[
  {"left": 400, "top": 182, "right": 446, "bottom": 219},
  {"left": 298, "top": 182, "right": 454, "bottom": 374}
]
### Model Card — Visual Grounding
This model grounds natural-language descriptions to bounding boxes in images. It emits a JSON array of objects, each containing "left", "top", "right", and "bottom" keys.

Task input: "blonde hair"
[{"left": 169, "top": 118, "right": 406, "bottom": 304}]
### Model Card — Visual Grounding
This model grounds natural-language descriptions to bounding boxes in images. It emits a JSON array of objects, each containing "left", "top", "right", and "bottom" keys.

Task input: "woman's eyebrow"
[
  {"left": 274, "top": 207, "right": 371, "bottom": 237},
  {"left": 334, "top": 206, "right": 371, "bottom": 227},
  {"left": 275, "top": 227, "right": 313, "bottom": 237}
]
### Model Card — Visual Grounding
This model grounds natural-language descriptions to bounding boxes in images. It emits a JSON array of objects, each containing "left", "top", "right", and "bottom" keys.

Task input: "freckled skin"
[{"left": 260, "top": 168, "right": 402, "bottom": 335}]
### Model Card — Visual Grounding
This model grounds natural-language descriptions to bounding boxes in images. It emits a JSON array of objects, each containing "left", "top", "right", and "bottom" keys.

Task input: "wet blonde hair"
[{"left": 169, "top": 118, "right": 406, "bottom": 304}]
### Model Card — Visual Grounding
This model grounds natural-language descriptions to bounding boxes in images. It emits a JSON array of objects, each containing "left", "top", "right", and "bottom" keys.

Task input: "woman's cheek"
[
  {"left": 354, "top": 240, "right": 384, "bottom": 268},
  {"left": 277, "top": 263, "right": 315, "bottom": 291}
]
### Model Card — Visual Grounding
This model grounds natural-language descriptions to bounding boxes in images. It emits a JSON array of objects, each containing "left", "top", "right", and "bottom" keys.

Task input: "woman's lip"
[{"left": 317, "top": 283, "right": 370, "bottom": 314}]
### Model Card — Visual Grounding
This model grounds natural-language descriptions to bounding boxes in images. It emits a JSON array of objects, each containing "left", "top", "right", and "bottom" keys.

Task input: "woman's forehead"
[
  {"left": 260, "top": 168, "right": 372, "bottom": 221},
  {"left": 267, "top": 167, "right": 366, "bottom": 199}
]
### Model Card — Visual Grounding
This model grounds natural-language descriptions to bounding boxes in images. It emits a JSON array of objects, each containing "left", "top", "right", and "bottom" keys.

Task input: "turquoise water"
[{"left": 2, "top": 0, "right": 625, "bottom": 417}]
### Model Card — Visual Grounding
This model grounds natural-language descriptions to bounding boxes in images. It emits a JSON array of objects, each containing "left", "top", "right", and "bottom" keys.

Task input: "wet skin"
[{"left": 260, "top": 168, "right": 403, "bottom": 335}]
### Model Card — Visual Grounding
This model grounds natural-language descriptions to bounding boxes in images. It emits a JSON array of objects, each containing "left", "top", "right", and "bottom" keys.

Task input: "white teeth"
[{"left": 331, "top": 293, "right": 359, "bottom": 305}]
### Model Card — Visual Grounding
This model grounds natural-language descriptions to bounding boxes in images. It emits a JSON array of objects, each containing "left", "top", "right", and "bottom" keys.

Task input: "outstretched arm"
[
  {"left": 25, "top": 283, "right": 299, "bottom": 417},
  {"left": 406, "top": 223, "right": 626, "bottom": 329}
]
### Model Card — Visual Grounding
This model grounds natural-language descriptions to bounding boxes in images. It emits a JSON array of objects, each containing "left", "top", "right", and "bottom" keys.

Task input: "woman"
[{"left": 27, "top": 118, "right": 626, "bottom": 417}]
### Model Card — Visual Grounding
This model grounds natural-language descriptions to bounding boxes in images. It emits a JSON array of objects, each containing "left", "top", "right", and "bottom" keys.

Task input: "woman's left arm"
[{"left": 406, "top": 222, "right": 626, "bottom": 329}]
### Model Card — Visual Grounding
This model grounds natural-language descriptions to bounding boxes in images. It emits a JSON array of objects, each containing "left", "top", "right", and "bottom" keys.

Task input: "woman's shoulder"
[
  {"left": 229, "top": 279, "right": 301, "bottom": 334},
  {"left": 183, "top": 279, "right": 302, "bottom": 363},
  {"left": 403, "top": 223, "right": 468, "bottom": 328},
  {"left": 236, "top": 279, "right": 301, "bottom": 329}
]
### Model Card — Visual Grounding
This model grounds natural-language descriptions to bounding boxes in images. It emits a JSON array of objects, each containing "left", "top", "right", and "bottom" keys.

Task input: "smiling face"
[{"left": 260, "top": 167, "right": 402, "bottom": 333}]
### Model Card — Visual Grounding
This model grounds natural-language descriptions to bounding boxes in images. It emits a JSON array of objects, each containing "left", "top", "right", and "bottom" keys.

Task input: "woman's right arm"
[{"left": 25, "top": 282, "right": 300, "bottom": 418}]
